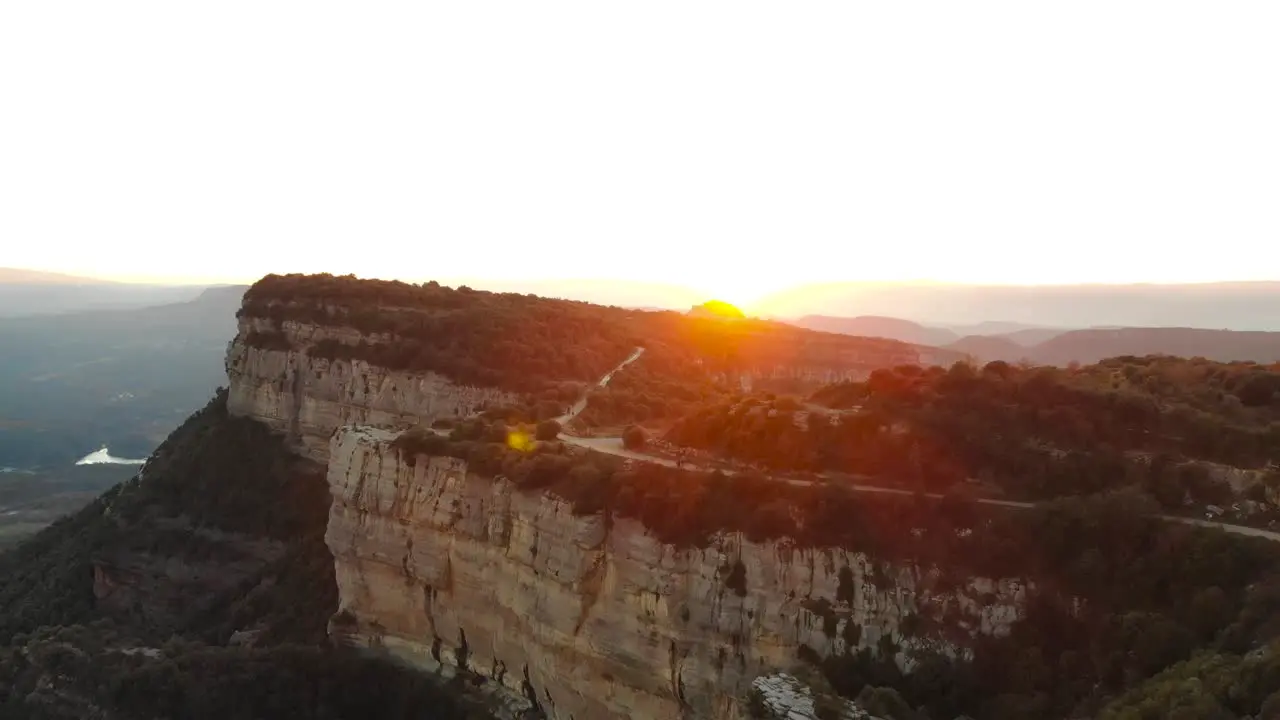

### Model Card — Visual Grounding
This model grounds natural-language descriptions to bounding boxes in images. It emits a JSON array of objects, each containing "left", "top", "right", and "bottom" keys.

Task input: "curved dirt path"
[{"left": 553, "top": 347, "right": 645, "bottom": 425}]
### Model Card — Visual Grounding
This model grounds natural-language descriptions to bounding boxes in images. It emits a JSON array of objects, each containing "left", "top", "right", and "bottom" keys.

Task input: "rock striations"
[
  {"left": 322, "top": 426, "right": 1026, "bottom": 720},
  {"left": 221, "top": 281, "right": 1026, "bottom": 719},
  {"left": 226, "top": 316, "right": 518, "bottom": 461}
]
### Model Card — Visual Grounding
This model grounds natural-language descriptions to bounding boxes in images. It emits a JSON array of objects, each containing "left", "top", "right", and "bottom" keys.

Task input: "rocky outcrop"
[
  {"left": 325, "top": 426, "right": 1028, "bottom": 720},
  {"left": 731, "top": 365, "right": 871, "bottom": 393},
  {"left": 225, "top": 317, "right": 518, "bottom": 461},
  {"left": 749, "top": 674, "right": 881, "bottom": 720}
]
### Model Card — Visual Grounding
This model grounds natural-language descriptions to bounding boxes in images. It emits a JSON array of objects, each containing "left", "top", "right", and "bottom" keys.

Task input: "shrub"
[
  {"left": 622, "top": 425, "right": 648, "bottom": 451},
  {"left": 535, "top": 420, "right": 562, "bottom": 442}
]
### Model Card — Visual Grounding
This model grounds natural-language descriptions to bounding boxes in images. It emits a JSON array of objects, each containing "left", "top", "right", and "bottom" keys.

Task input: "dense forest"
[
  {"left": 239, "top": 273, "right": 919, "bottom": 396},
  {"left": 666, "top": 356, "right": 1280, "bottom": 503},
  {"left": 391, "top": 425, "right": 1280, "bottom": 719},
  {"left": 570, "top": 358, "right": 731, "bottom": 429}
]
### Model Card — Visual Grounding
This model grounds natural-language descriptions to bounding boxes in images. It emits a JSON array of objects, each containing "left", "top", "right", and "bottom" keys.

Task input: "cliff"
[
  {"left": 226, "top": 316, "right": 519, "bottom": 461},
  {"left": 10, "top": 275, "right": 1280, "bottom": 719},
  {"left": 215, "top": 277, "right": 1026, "bottom": 718},
  {"left": 324, "top": 426, "right": 1027, "bottom": 720}
]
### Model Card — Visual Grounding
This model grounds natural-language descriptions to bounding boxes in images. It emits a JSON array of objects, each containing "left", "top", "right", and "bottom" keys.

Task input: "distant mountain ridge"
[
  {"left": 797, "top": 313, "right": 1280, "bottom": 366},
  {"left": 0, "top": 267, "right": 215, "bottom": 317},
  {"left": 1028, "top": 327, "right": 1280, "bottom": 366},
  {"left": 0, "top": 267, "right": 114, "bottom": 284},
  {"left": 762, "top": 281, "right": 1280, "bottom": 331},
  {"left": 792, "top": 315, "right": 963, "bottom": 347}
]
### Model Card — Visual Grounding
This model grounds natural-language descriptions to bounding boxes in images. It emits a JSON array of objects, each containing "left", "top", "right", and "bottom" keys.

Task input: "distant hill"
[
  {"left": 792, "top": 315, "right": 961, "bottom": 347},
  {"left": 1031, "top": 327, "right": 1280, "bottom": 366},
  {"left": 946, "top": 334, "right": 1032, "bottom": 363},
  {"left": 759, "top": 281, "right": 1280, "bottom": 331},
  {"left": 0, "top": 267, "right": 213, "bottom": 317},
  {"left": 943, "top": 327, "right": 1280, "bottom": 366},
  {"left": 789, "top": 314, "right": 1069, "bottom": 351},
  {"left": 0, "top": 285, "right": 247, "bottom": 468},
  {"left": 940, "top": 322, "right": 1070, "bottom": 345},
  {"left": 940, "top": 320, "right": 1048, "bottom": 336},
  {"left": 788, "top": 310, "right": 1280, "bottom": 367},
  {"left": 995, "top": 327, "right": 1070, "bottom": 346}
]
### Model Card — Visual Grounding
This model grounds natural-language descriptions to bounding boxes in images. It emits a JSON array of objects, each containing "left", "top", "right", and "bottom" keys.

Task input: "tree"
[
  {"left": 1236, "top": 373, "right": 1280, "bottom": 407},
  {"left": 622, "top": 425, "right": 648, "bottom": 451},
  {"left": 855, "top": 686, "right": 917, "bottom": 720},
  {"left": 535, "top": 420, "right": 562, "bottom": 442},
  {"left": 1189, "top": 586, "right": 1233, "bottom": 640},
  {"left": 982, "top": 360, "right": 1013, "bottom": 379}
]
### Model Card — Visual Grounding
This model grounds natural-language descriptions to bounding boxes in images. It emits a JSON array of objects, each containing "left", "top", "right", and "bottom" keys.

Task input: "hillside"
[
  {"left": 987, "top": 326, "right": 1068, "bottom": 346},
  {"left": 5, "top": 273, "right": 1280, "bottom": 719},
  {"left": 945, "top": 334, "right": 1029, "bottom": 364},
  {"left": 0, "top": 393, "right": 488, "bottom": 719}
]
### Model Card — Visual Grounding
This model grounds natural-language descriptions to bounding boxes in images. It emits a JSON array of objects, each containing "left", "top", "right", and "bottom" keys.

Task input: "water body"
[{"left": 75, "top": 448, "right": 147, "bottom": 466}]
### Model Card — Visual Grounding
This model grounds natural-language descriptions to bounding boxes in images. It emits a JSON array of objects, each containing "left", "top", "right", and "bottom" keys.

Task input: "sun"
[
  {"left": 689, "top": 299, "right": 746, "bottom": 320},
  {"left": 693, "top": 271, "right": 809, "bottom": 315},
  {"left": 693, "top": 284, "right": 768, "bottom": 315}
]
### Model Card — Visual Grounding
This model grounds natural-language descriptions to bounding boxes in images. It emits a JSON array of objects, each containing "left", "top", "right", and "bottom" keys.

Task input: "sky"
[{"left": 2, "top": 2, "right": 1278, "bottom": 310}]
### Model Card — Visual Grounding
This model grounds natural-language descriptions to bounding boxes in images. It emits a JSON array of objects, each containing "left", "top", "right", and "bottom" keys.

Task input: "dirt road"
[
  {"left": 553, "top": 347, "right": 645, "bottom": 425},
  {"left": 557, "top": 353, "right": 1280, "bottom": 543},
  {"left": 402, "top": 347, "right": 1275, "bottom": 548}
]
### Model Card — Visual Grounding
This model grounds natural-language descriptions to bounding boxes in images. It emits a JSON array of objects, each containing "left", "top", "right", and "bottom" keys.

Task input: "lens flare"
[{"left": 507, "top": 430, "right": 535, "bottom": 453}]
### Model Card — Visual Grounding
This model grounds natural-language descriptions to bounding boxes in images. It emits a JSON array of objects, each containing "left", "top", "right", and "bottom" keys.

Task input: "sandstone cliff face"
[
  {"left": 730, "top": 365, "right": 869, "bottom": 393},
  {"left": 325, "top": 426, "right": 1027, "bottom": 720},
  {"left": 225, "top": 317, "right": 518, "bottom": 461}
]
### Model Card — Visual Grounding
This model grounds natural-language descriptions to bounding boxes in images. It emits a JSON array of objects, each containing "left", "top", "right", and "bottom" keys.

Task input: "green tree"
[
  {"left": 622, "top": 425, "right": 648, "bottom": 451},
  {"left": 535, "top": 420, "right": 562, "bottom": 441},
  {"left": 856, "top": 686, "right": 917, "bottom": 720}
]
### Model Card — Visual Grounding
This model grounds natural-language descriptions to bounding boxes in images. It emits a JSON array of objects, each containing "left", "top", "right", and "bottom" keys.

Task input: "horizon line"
[{"left": 6, "top": 266, "right": 1279, "bottom": 291}]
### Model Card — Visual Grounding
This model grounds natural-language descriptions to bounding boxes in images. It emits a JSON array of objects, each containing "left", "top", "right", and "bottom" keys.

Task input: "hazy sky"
[{"left": 3, "top": 3, "right": 1278, "bottom": 307}]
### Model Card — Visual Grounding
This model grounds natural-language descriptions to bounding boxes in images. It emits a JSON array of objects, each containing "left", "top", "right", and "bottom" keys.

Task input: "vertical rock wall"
[
  {"left": 325, "top": 426, "right": 1027, "bottom": 720},
  {"left": 225, "top": 318, "right": 518, "bottom": 461}
]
